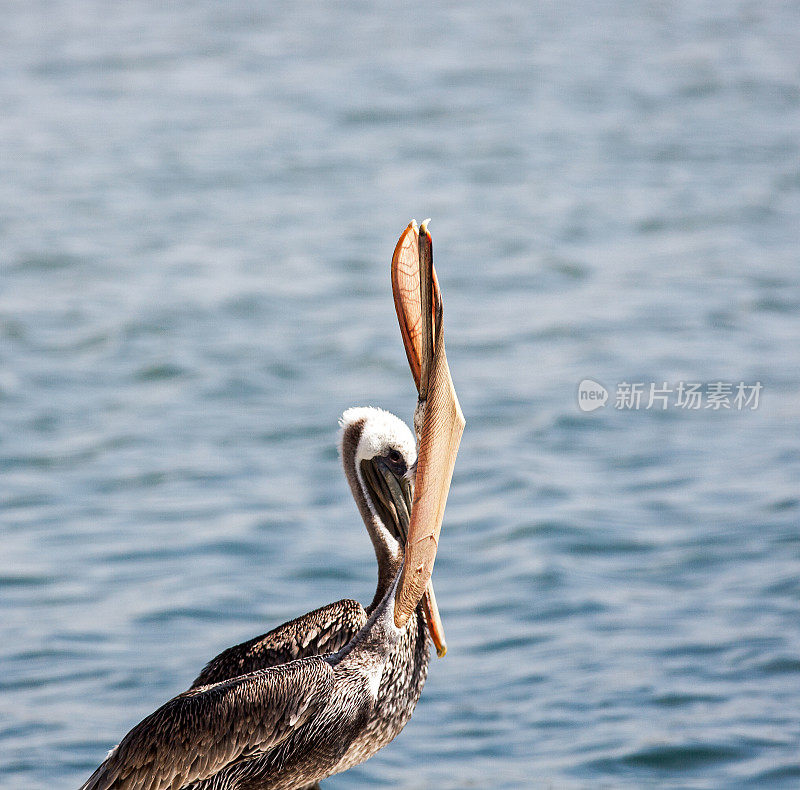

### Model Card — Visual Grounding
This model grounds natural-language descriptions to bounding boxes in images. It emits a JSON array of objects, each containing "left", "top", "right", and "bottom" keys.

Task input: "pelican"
[{"left": 80, "top": 221, "right": 464, "bottom": 790}]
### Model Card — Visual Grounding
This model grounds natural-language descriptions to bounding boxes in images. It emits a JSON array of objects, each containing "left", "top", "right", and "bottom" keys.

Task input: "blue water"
[{"left": 2, "top": 2, "right": 800, "bottom": 788}]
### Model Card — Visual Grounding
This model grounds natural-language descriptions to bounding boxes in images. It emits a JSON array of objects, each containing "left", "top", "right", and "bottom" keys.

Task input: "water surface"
[{"left": 2, "top": 2, "right": 799, "bottom": 788}]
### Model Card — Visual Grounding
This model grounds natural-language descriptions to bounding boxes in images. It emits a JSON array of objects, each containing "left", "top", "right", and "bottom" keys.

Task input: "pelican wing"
[
  {"left": 391, "top": 221, "right": 465, "bottom": 629},
  {"left": 190, "top": 599, "right": 367, "bottom": 688},
  {"left": 81, "top": 657, "right": 333, "bottom": 790}
]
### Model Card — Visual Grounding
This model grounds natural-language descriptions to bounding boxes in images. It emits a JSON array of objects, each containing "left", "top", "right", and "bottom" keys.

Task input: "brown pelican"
[{"left": 80, "top": 220, "right": 464, "bottom": 790}]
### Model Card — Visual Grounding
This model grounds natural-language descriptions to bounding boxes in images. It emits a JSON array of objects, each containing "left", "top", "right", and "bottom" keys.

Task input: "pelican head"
[
  {"left": 340, "top": 405, "right": 448, "bottom": 656},
  {"left": 340, "top": 407, "right": 416, "bottom": 593}
]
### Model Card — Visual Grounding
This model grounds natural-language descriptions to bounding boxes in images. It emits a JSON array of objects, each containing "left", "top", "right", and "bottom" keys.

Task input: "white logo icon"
[{"left": 577, "top": 379, "right": 608, "bottom": 412}]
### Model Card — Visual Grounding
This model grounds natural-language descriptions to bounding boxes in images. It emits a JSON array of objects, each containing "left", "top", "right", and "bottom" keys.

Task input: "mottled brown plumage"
[
  {"left": 191, "top": 600, "right": 368, "bottom": 689},
  {"left": 81, "top": 411, "right": 432, "bottom": 790},
  {"left": 81, "top": 220, "right": 464, "bottom": 790},
  {"left": 82, "top": 658, "right": 333, "bottom": 790}
]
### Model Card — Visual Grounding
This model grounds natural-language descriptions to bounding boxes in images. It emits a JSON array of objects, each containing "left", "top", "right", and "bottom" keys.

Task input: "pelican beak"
[
  {"left": 390, "top": 220, "right": 441, "bottom": 398},
  {"left": 368, "top": 457, "right": 447, "bottom": 657},
  {"left": 365, "top": 458, "right": 413, "bottom": 540},
  {"left": 390, "top": 220, "right": 465, "bottom": 651},
  {"left": 360, "top": 457, "right": 413, "bottom": 544},
  {"left": 422, "top": 581, "right": 447, "bottom": 658}
]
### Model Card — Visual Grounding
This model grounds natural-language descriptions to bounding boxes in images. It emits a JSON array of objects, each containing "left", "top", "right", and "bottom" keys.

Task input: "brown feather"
[
  {"left": 190, "top": 600, "right": 367, "bottom": 688},
  {"left": 80, "top": 659, "right": 334, "bottom": 790}
]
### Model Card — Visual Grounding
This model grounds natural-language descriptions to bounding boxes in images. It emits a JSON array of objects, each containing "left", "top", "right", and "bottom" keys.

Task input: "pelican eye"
[{"left": 385, "top": 448, "right": 405, "bottom": 471}]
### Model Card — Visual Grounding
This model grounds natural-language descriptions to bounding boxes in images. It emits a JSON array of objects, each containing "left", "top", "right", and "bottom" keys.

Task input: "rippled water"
[{"left": 2, "top": 2, "right": 800, "bottom": 788}]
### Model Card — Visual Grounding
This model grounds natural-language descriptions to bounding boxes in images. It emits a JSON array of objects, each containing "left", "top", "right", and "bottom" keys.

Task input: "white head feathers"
[{"left": 339, "top": 406, "right": 416, "bottom": 467}]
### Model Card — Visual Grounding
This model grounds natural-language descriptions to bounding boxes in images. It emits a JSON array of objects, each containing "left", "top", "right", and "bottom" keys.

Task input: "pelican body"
[
  {"left": 80, "top": 220, "right": 464, "bottom": 790},
  {"left": 81, "top": 408, "right": 432, "bottom": 790}
]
